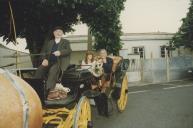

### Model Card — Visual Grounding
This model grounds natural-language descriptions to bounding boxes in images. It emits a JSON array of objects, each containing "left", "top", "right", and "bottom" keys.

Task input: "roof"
[{"left": 64, "top": 32, "right": 174, "bottom": 42}]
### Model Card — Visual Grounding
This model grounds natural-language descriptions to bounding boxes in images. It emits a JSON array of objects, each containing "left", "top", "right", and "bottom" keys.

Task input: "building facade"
[{"left": 120, "top": 32, "right": 174, "bottom": 59}]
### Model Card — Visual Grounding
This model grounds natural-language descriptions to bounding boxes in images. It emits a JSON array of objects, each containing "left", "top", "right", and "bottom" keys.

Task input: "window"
[
  {"left": 160, "top": 46, "right": 170, "bottom": 58},
  {"left": 132, "top": 47, "right": 145, "bottom": 58}
]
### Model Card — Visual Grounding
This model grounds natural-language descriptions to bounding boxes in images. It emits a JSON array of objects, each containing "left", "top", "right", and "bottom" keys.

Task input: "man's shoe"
[
  {"left": 58, "top": 90, "right": 67, "bottom": 99},
  {"left": 55, "top": 83, "right": 70, "bottom": 93},
  {"left": 47, "top": 90, "right": 60, "bottom": 100}
]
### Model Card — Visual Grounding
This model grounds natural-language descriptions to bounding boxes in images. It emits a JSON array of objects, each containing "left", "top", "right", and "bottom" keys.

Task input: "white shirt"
[
  {"left": 81, "top": 60, "right": 96, "bottom": 71},
  {"left": 55, "top": 38, "right": 61, "bottom": 43}
]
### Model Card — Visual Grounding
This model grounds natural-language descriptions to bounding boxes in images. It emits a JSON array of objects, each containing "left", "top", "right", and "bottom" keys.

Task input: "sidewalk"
[
  {"left": 128, "top": 78, "right": 193, "bottom": 87},
  {"left": 128, "top": 81, "right": 154, "bottom": 87}
]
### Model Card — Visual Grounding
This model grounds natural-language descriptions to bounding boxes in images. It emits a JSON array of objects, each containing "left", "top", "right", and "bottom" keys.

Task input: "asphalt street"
[{"left": 92, "top": 80, "right": 193, "bottom": 128}]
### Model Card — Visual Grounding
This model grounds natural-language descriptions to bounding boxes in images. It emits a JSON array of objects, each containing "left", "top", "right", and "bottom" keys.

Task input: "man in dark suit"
[
  {"left": 100, "top": 49, "right": 113, "bottom": 82},
  {"left": 35, "top": 26, "right": 72, "bottom": 100},
  {"left": 94, "top": 49, "right": 113, "bottom": 117}
]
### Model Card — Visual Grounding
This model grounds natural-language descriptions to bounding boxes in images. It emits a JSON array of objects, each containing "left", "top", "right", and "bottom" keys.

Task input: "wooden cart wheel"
[
  {"left": 73, "top": 96, "right": 91, "bottom": 128},
  {"left": 117, "top": 75, "right": 128, "bottom": 112}
]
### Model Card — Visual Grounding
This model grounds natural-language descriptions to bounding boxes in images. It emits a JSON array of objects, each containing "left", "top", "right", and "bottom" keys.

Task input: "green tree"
[
  {"left": 0, "top": 0, "right": 126, "bottom": 67},
  {"left": 170, "top": 0, "right": 193, "bottom": 49}
]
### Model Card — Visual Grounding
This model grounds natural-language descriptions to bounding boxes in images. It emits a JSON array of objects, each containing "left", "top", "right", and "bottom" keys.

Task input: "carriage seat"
[
  {"left": 44, "top": 95, "right": 76, "bottom": 108},
  {"left": 109, "top": 56, "right": 123, "bottom": 72},
  {"left": 62, "top": 66, "right": 93, "bottom": 83}
]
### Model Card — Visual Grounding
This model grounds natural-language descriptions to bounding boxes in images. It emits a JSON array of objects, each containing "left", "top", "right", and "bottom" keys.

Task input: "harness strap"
[{"left": 0, "top": 69, "right": 29, "bottom": 128}]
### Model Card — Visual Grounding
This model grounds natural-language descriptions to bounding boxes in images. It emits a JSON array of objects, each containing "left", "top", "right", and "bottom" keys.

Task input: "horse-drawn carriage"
[{"left": 0, "top": 56, "right": 129, "bottom": 128}]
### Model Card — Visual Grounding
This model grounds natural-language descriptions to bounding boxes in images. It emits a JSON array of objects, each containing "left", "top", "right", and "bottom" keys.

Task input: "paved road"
[{"left": 92, "top": 80, "right": 193, "bottom": 128}]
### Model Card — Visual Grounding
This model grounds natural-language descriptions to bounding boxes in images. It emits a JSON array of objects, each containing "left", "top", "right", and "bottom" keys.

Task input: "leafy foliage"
[
  {"left": 170, "top": 1, "right": 193, "bottom": 49},
  {"left": 0, "top": 0, "right": 126, "bottom": 66}
]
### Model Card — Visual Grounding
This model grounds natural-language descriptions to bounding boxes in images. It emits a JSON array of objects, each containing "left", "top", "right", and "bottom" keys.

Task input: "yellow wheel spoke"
[
  {"left": 74, "top": 96, "right": 91, "bottom": 128},
  {"left": 117, "top": 75, "right": 128, "bottom": 112}
]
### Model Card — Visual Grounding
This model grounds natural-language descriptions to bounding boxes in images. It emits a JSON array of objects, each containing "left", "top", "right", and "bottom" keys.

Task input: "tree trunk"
[{"left": 87, "top": 27, "right": 92, "bottom": 51}]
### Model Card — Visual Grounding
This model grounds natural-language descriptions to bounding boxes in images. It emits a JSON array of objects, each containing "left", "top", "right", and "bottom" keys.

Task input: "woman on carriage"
[
  {"left": 81, "top": 51, "right": 96, "bottom": 71},
  {"left": 81, "top": 51, "right": 102, "bottom": 90},
  {"left": 81, "top": 49, "right": 113, "bottom": 117}
]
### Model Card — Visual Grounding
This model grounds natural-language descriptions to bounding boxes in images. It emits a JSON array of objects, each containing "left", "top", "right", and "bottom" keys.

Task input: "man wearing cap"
[{"left": 35, "top": 26, "right": 72, "bottom": 100}]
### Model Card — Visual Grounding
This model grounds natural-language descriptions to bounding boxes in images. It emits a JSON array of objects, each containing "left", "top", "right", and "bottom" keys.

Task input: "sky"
[
  {"left": 66, "top": 0, "right": 190, "bottom": 35},
  {"left": 0, "top": 0, "right": 191, "bottom": 52}
]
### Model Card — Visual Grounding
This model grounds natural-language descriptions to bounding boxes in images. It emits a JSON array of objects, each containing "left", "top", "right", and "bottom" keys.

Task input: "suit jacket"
[
  {"left": 103, "top": 57, "right": 113, "bottom": 73},
  {"left": 41, "top": 38, "right": 72, "bottom": 70}
]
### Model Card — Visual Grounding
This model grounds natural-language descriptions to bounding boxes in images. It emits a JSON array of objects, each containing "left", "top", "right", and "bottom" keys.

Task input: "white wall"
[
  {"left": 120, "top": 33, "right": 175, "bottom": 59},
  {"left": 122, "top": 40, "right": 170, "bottom": 59},
  {"left": 70, "top": 42, "right": 87, "bottom": 51}
]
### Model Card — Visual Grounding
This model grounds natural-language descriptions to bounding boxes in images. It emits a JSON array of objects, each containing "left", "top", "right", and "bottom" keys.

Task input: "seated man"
[
  {"left": 99, "top": 49, "right": 113, "bottom": 91},
  {"left": 35, "top": 26, "right": 72, "bottom": 100},
  {"left": 94, "top": 49, "right": 113, "bottom": 117}
]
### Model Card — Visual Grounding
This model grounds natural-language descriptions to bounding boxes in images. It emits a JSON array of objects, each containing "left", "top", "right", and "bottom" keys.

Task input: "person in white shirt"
[
  {"left": 81, "top": 51, "right": 101, "bottom": 89},
  {"left": 81, "top": 51, "right": 96, "bottom": 71}
]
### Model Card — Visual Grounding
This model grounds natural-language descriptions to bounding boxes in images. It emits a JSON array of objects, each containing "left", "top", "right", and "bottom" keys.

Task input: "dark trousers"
[
  {"left": 35, "top": 63, "right": 60, "bottom": 90},
  {"left": 94, "top": 93, "right": 108, "bottom": 117}
]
